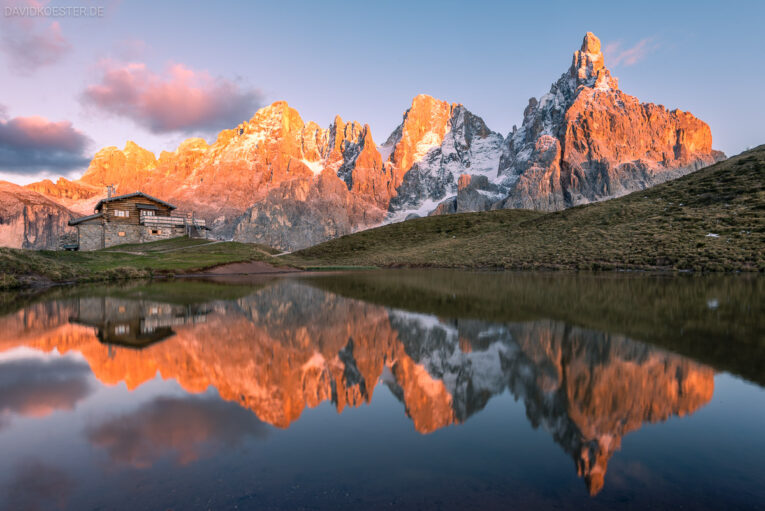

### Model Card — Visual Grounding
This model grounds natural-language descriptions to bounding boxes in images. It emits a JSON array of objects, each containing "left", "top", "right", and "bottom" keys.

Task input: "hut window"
[
  {"left": 140, "top": 210, "right": 155, "bottom": 216},
  {"left": 151, "top": 229, "right": 160, "bottom": 235},
  {"left": 118, "top": 231, "right": 125, "bottom": 237},
  {"left": 115, "top": 324, "right": 129, "bottom": 335},
  {"left": 114, "top": 210, "right": 129, "bottom": 217}
]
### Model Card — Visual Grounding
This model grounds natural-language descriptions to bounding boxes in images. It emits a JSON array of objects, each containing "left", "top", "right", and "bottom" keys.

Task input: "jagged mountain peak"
[
  {"left": 581, "top": 31, "right": 601, "bottom": 53},
  {"left": 385, "top": 96, "right": 505, "bottom": 220},
  {"left": 245, "top": 100, "right": 305, "bottom": 133},
  {"left": 570, "top": 32, "right": 618, "bottom": 90},
  {"left": 410, "top": 93, "right": 458, "bottom": 108},
  {"left": 493, "top": 32, "right": 721, "bottom": 211},
  {"left": 253, "top": 99, "right": 292, "bottom": 116}
]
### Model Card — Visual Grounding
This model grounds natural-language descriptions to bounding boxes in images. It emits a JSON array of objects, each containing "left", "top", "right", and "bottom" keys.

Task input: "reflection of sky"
[
  {"left": 0, "top": 300, "right": 764, "bottom": 509},
  {"left": 87, "top": 395, "right": 270, "bottom": 468},
  {"left": 0, "top": 354, "right": 764, "bottom": 511},
  {"left": 0, "top": 356, "right": 93, "bottom": 421}
]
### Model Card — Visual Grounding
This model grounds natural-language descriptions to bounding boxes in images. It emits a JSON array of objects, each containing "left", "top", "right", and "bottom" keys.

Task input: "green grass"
[
  {"left": 286, "top": 145, "right": 765, "bottom": 272},
  {"left": 101, "top": 236, "right": 281, "bottom": 255},
  {"left": 0, "top": 237, "right": 288, "bottom": 290},
  {"left": 101, "top": 236, "right": 216, "bottom": 253}
]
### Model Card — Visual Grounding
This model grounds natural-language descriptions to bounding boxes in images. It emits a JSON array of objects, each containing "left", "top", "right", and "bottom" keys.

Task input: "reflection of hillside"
[
  {"left": 0, "top": 280, "right": 714, "bottom": 493},
  {"left": 307, "top": 270, "right": 764, "bottom": 386}
]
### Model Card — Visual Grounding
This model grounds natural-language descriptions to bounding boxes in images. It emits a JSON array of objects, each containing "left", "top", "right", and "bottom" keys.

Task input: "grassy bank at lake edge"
[{"left": 0, "top": 237, "right": 290, "bottom": 290}]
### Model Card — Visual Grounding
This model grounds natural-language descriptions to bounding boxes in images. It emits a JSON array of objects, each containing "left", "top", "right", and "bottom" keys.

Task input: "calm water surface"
[{"left": 0, "top": 271, "right": 762, "bottom": 510}]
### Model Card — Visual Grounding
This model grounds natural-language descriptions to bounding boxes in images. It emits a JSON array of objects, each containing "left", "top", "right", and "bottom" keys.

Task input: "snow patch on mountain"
[
  {"left": 301, "top": 159, "right": 324, "bottom": 175},
  {"left": 386, "top": 104, "right": 505, "bottom": 220}
]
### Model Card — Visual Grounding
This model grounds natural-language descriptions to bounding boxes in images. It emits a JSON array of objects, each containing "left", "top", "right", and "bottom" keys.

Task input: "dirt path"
[
  {"left": 101, "top": 240, "right": 221, "bottom": 255},
  {"left": 192, "top": 260, "right": 301, "bottom": 275},
  {"left": 154, "top": 240, "right": 222, "bottom": 253}
]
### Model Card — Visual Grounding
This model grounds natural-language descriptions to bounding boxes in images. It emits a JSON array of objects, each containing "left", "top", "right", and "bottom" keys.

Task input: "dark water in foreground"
[{"left": 0, "top": 271, "right": 762, "bottom": 510}]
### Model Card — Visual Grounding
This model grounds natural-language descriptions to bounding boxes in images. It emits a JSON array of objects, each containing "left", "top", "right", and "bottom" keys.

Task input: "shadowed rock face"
[
  {"left": 0, "top": 280, "right": 714, "bottom": 492},
  {"left": 0, "top": 181, "right": 75, "bottom": 249}
]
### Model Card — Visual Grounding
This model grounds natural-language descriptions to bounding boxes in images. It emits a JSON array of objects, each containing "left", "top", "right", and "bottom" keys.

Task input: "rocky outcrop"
[
  {"left": 0, "top": 181, "right": 75, "bottom": 249},
  {"left": 496, "top": 32, "right": 724, "bottom": 210},
  {"left": 232, "top": 172, "right": 387, "bottom": 251},
  {"left": 80, "top": 140, "right": 159, "bottom": 191},
  {"left": 429, "top": 174, "right": 500, "bottom": 215}
]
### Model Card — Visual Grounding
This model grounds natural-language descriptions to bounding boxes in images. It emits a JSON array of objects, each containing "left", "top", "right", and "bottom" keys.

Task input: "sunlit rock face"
[
  {"left": 496, "top": 32, "right": 724, "bottom": 210},
  {"left": 0, "top": 281, "right": 714, "bottom": 492},
  {"left": 24, "top": 178, "right": 102, "bottom": 215},
  {"left": 0, "top": 181, "right": 75, "bottom": 249}
]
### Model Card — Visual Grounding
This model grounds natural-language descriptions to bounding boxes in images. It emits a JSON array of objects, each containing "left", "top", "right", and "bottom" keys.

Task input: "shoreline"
[{"left": 2, "top": 257, "right": 757, "bottom": 294}]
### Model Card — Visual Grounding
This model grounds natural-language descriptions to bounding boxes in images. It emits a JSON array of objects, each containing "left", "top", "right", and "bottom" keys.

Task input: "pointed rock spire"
[{"left": 570, "top": 32, "right": 617, "bottom": 89}]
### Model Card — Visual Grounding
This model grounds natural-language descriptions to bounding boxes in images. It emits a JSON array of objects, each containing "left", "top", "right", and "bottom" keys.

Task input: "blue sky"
[{"left": 1, "top": 0, "right": 763, "bottom": 184}]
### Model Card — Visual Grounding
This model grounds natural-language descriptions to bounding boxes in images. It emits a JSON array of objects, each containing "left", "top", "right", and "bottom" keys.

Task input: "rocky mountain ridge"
[{"left": 5, "top": 32, "right": 724, "bottom": 250}]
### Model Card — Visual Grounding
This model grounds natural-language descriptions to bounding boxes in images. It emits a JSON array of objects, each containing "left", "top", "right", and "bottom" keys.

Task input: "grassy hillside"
[
  {"left": 286, "top": 146, "right": 765, "bottom": 272},
  {"left": 0, "top": 237, "right": 286, "bottom": 289}
]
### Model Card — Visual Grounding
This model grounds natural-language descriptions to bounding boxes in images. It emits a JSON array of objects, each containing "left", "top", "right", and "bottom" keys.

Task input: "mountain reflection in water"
[{"left": 0, "top": 276, "right": 726, "bottom": 498}]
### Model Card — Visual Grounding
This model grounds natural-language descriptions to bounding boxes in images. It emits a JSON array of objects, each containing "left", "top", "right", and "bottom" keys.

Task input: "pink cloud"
[
  {"left": 0, "top": 113, "right": 91, "bottom": 174},
  {"left": 0, "top": 116, "right": 87, "bottom": 151},
  {"left": 0, "top": 1, "right": 71, "bottom": 73},
  {"left": 81, "top": 61, "right": 264, "bottom": 134},
  {"left": 604, "top": 38, "right": 659, "bottom": 67}
]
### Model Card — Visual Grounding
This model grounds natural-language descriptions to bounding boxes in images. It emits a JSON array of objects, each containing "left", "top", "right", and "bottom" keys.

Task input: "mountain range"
[{"left": 1, "top": 33, "right": 724, "bottom": 250}]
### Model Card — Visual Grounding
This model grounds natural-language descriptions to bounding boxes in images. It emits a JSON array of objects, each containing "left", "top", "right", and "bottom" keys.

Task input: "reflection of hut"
[
  {"left": 71, "top": 316, "right": 175, "bottom": 349},
  {"left": 69, "top": 297, "right": 210, "bottom": 350}
]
